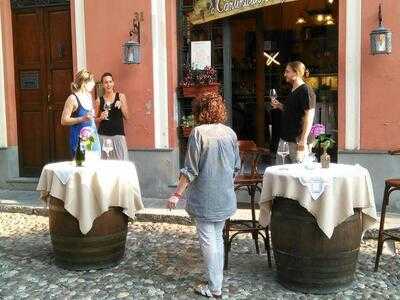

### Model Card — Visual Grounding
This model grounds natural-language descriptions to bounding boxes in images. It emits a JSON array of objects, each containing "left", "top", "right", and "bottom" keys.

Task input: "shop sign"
[{"left": 189, "top": 0, "right": 297, "bottom": 25}]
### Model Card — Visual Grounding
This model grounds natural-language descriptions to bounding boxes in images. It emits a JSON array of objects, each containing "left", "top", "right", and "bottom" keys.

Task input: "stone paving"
[{"left": 0, "top": 212, "right": 400, "bottom": 300}]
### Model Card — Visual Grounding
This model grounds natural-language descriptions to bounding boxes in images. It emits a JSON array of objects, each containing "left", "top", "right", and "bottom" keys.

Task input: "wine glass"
[
  {"left": 102, "top": 138, "right": 113, "bottom": 159},
  {"left": 277, "top": 140, "right": 289, "bottom": 167},
  {"left": 103, "top": 102, "right": 111, "bottom": 120},
  {"left": 269, "top": 89, "right": 278, "bottom": 101}
]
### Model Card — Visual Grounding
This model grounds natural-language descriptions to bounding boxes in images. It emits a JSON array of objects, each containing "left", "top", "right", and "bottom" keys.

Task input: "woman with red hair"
[{"left": 166, "top": 93, "right": 240, "bottom": 298}]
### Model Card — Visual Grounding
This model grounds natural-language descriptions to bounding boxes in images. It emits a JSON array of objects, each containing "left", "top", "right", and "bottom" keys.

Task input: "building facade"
[
  {"left": 0, "top": 0, "right": 400, "bottom": 211},
  {"left": 0, "top": 0, "right": 179, "bottom": 197}
]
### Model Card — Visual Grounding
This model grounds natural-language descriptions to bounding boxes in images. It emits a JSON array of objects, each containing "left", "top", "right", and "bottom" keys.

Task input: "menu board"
[{"left": 191, "top": 41, "right": 211, "bottom": 70}]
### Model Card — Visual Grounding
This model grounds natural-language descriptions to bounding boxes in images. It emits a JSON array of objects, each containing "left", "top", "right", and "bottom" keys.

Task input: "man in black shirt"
[{"left": 271, "top": 61, "right": 316, "bottom": 162}]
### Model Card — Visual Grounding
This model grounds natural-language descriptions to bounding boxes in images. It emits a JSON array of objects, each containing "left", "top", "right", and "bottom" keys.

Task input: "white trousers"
[{"left": 195, "top": 220, "right": 225, "bottom": 294}]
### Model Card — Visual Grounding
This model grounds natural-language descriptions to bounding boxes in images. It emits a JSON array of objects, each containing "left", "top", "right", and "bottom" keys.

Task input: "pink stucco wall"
[
  {"left": 360, "top": 0, "right": 400, "bottom": 151},
  {"left": 166, "top": 0, "right": 178, "bottom": 149},
  {"left": 84, "top": 0, "right": 154, "bottom": 149},
  {"left": 1, "top": 0, "right": 18, "bottom": 146}
]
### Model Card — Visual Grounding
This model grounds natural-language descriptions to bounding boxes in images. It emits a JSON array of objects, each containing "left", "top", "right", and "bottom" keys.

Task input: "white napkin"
[{"left": 298, "top": 174, "right": 332, "bottom": 200}]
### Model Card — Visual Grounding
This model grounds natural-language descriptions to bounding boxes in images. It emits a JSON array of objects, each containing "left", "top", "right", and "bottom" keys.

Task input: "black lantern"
[
  {"left": 123, "top": 13, "right": 142, "bottom": 64},
  {"left": 370, "top": 4, "right": 392, "bottom": 55}
]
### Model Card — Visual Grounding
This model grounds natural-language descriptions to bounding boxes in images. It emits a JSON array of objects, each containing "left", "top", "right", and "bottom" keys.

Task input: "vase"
[
  {"left": 320, "top": 150, "right": 330, "bottom": 168},
  {"left": 182, "top": 83, "right": 220, "bottom": 99}
]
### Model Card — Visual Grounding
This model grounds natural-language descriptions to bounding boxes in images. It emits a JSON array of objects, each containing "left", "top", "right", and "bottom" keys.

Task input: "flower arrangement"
[
  {"left": 79, "top": 127, "right": 95, "bottom": 151},
  {"left": 310, "top": 124, "right": 336, "bottom": 168},
  {"left": 310, "top": 124, "right": 335, "bottom": 153},
  {"left": 180, "top": 65, "right": 218, "bottom": 87}
]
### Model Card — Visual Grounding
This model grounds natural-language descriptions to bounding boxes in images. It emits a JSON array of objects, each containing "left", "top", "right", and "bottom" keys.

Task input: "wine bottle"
[{"left": 75, "top": 137, "right": 85, "bottom": 166}]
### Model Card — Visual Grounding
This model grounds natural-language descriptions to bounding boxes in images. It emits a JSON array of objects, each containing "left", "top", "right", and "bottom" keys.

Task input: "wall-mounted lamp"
[
  {"left": 123, "top": 12, "right": 144, "bottom": 64},
  {"left": 370, "top": 4, "right": 392, "bottom": 55}
]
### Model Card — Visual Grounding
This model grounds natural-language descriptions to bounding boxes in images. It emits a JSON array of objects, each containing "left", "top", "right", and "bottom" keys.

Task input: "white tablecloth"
[
  {"left": 37, "top": 160, "right": 144, "bottom": 234},
  {"left": 259, "top": 163, "right": 378, "bottom": 238}
]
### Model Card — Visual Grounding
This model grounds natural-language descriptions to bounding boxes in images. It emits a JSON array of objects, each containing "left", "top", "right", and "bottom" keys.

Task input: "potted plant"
[
  {"left": 180, "top": 65, "right": 220, "bottom": 98},
  {"left": 180, "top": 114, "right": 195, "bottom": 138},
  {"left": 310, "top": 124, "right": 336, "bottom": 168}
]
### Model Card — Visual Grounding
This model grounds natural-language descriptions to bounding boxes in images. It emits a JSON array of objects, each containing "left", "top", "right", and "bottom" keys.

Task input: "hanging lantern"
[
  {"left": 123, "top": 13, "right": 143, "bottom": 64},
  {"left": 123, "top": 41, "right": 140, "bottom": 64},
  {"left": 370, "top": 4, "right": 392, "bottom": 55}
]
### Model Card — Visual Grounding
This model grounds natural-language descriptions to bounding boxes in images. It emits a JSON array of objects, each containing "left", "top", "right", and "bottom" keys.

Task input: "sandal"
[{"left": 194, "top": 284, "right": 222, "bottom": 299}]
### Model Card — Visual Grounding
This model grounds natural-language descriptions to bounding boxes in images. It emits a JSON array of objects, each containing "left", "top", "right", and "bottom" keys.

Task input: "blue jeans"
[{"left": 195, "top": 219, "right": 225, "bottom": 294}]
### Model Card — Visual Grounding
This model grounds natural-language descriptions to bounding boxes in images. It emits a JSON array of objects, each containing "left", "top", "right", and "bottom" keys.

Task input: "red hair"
[{"left": 192, "top": 93, "right": 227, "bottom": 125}]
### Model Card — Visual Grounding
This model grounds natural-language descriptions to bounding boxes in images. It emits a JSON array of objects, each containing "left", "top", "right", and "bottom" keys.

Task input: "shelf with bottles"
[
  {"left": 291, "top": 26, "right": 338, "bottom": 43},
  {"left": 306, "top": 73, "right": 338, "bottom": 95}
]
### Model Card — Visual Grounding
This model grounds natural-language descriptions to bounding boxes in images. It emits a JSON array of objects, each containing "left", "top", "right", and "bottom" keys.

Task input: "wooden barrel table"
[
  {"left": 271, "top": 197, "right": 362, "bottom": 294},
  {"left": 49, "top": 197, "right": 128, "bottom": 270}
]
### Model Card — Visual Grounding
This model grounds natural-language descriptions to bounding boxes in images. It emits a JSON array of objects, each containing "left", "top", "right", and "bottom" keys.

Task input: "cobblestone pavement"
[{"left": 0, "top": 212, "right": 399, "bottom": 300}]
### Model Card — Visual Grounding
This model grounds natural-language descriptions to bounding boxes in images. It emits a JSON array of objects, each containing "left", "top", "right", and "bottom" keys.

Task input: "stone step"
[{"left": 6, "top": 177, "right": 39, "bottom": 191}]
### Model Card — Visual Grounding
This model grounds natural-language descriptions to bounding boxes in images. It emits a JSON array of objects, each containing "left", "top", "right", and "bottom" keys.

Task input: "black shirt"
[
  {"left": 280, "top": 83, "right": 316, "bottom": 142},
  {"left": 98, "top": 93, "right": 125, "bottom": 136}
]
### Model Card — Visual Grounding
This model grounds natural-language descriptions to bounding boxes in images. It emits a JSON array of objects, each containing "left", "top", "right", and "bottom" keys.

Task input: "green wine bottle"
[{"left": 75, "top": 138, "right": 85, "bottom": 166}]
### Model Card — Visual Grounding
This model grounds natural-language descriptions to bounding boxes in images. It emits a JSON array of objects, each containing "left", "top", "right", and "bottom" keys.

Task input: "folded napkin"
[{"left": 298, "top": 174, "right": 332, "bottom": 200}]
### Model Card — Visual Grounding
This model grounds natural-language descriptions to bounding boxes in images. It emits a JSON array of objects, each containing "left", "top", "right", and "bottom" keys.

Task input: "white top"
[
  {"left": 259, "top": 163, "right": 378, "bottom": 238},
  {"left": 37, "top": 160, "right": 144, "bottom": 234}
]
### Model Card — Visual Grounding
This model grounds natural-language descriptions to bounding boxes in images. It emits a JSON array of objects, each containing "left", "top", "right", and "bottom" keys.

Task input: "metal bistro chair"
[
  {"left": 374, "top": 148, "right": 400, "bottom": 271},
  {"left": 223, "top": 140, "right": 272, "bottom": 269}
]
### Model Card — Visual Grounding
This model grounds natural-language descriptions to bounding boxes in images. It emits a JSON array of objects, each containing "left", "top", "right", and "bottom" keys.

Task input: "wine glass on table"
[
  {"left": 102, "top": 138, "right": 113, "bottom": 159},
  {"left": 277, "top": 140, "right": 289, "bottom": 169},
  {"left": 103, "top": 102, "right": 111, "bottom": 120}
]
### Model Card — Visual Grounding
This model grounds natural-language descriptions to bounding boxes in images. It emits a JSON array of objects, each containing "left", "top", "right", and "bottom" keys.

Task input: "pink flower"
[
  {"left": 79, "top": 127, "right": 93, "bottom": 141},
  {"left": 311, "top": 124, "right": 325, "bottom": 138}
]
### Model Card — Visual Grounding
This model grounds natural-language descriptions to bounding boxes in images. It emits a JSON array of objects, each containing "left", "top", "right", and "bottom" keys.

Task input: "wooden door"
[{"left": 13, "top": 5, "right": 72, "bottom": 177}]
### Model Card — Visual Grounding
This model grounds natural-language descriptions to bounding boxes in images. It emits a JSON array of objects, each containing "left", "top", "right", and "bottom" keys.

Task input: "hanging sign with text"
[
  {"left": 191, "top": 41, "right": 212, "bottom": 70},
  {"left": 189, "top": 0, "right": 298, "bottom": 25}
]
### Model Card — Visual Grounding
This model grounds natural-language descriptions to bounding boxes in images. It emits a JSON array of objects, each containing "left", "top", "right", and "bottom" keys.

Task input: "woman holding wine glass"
[
  {"left": 61, "top": 69, "right": 101, "bottom": 158},
  {"left": 95, "top": 72, "right": 129, "bottom": 160},
  {"left": 270, "top": 61, "right": 316, "bottom": 163}
]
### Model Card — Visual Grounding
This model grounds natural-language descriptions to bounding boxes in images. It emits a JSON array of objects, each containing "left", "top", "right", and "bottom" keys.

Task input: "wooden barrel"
[
  {"left": 271, "top": 197, "right": 362, "bottom": 294},
  {"left": 49, "top": 197, "right": 128, "bottom": 270}
]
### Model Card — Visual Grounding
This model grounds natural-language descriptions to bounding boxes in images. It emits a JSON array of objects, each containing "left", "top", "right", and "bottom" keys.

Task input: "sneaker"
[{"left": 194, "top": 284, "right": 222, "bottom": 299}]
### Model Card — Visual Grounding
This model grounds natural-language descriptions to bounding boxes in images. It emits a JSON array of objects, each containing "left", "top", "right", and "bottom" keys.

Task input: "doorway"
[
  {"left": 12, "top": 3, "right": 72, "bottom": 176},
  {"left": 230, "top": 0, "right": 338, "bottom": 153}
]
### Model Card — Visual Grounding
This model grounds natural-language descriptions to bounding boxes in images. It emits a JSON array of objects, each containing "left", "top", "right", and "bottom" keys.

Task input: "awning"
[{"left": 189, "top": 0, "right": 298, "bottom": 25}]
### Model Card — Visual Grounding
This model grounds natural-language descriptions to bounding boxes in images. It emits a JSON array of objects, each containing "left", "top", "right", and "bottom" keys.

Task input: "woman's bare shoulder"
[{"left": 66, "top": 94, "right": 78, "bottom": 105}]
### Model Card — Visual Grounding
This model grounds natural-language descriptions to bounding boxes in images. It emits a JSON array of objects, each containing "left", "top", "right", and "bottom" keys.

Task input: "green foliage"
[
  {"left": 82, "top": 136, "right": 95, "bottom": 151},
  {"left": 313, "top": 134, "right": 335, "bottom": 151},
  {"left": 180, "top": 115, "right": 195, "bottom": 128}
]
